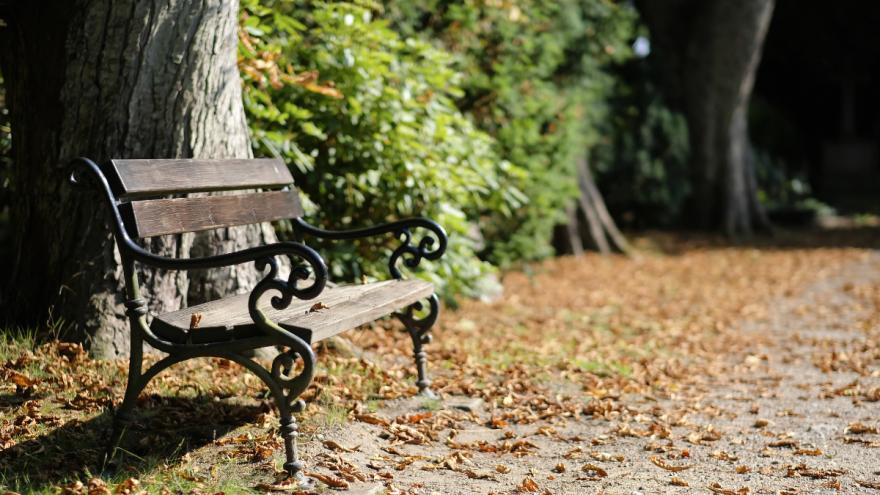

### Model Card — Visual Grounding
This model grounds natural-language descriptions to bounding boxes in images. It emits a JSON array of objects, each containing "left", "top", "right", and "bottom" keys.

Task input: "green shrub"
[
  {"left": 239, "top": 1, "right": 525, "bottom": 299},
  {"left": 385, "top": 1, "right": 636, "bottom": 265},
  {"left": 591, "top": 58, "right": 690, "bottom": 228}
]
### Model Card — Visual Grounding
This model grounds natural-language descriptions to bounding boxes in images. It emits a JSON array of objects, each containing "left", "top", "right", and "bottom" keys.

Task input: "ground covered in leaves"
[{"left": 2, "top": 229, "right": 879, "bottom": 494}]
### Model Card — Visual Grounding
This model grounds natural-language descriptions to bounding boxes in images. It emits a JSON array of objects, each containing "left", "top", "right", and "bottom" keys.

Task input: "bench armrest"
[{"left": 291, "top": 217, "right": 447, "bottom": 279}]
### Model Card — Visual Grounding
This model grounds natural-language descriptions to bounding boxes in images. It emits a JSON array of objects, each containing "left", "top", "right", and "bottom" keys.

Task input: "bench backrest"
[{"left": 109, "top": 159, "right": 303, "bottom": 238}]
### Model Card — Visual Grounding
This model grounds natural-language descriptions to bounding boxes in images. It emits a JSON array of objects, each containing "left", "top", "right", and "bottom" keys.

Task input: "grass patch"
[{"left": 572, "top": 358, "right": 633, "bottom": 378}]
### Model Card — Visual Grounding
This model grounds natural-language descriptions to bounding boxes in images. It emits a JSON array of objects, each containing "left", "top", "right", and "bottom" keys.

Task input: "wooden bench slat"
[
  {"left": 150, "top": 279, "right": 434, "bottom": 344},
  {"left": 286, "top": 280, "right": 434, "bottom": 342},
  {"left": 129, "top": 190, "right": 303, "bottom": 238},
  {"left": 111, "top": 158, "right": 293, "bottom": 197}
]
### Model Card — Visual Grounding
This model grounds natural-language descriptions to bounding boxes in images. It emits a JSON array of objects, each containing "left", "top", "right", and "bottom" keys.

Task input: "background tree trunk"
[
  {"left": 556, "top": 157, "right": 631, "bottom": 256},
  {"left": 638, "top": 0, "right": 775, "bottom": 236},
  {"left": 0, "top": 0, "right": 274, "bottom": 357}
]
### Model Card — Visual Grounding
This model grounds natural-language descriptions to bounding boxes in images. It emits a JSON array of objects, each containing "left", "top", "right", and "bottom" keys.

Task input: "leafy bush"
[
  {"left": 385, "top": 1, "right": 636, "bottom": 265},
  {"left": 591, "top": 59, "right": 690, "bottom": 228},
  {"left": 239, "top": 1, "right": 525, "bottom": 298}
]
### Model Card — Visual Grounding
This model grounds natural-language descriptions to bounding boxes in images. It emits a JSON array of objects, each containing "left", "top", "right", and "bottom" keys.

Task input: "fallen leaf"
[
  {"left": 309, "top": 302, "right": 329, "bottom": 313},
  {"left": 650, "top": 455, "right": 691, "bottom": 472},
  {"left": 579, "top": 463, "right": 608, "bottom": 479},
  {"left": 189, "top": 313, "right": 202, "bottom": 329},
  {"left": 768, "top": 439, "right": 798, "bottom": 448},
  {"left": 255, "top": 479, "right": 297, "bottom": 492},
  {"left": 305, "top": 471, "right": 349, "bottom": 489},
  {"left": 462, "top": 469, "right": 496, "bottom": 480},
  {"left": 355, "top": 413, "right": 389, "bottom": 426},
  {"left": 707, "top": 482, "right": 749, "bottom": 495},
  {"left": 856, "top": 480, "right": 880, "bottom": 489},
  {"left": 786, "top": 463, "right": 845, "bottom": 479},
  {"left": 323, "top": 440, "right": 359, "bottom": 452},
  {"left": 517, "top": 477, "right": 540, "bottom": 493},
  {"left": 590, "top": 451, "right": 624, "bottom": 462},
  {"left": 7, "top": 371, "right": 36, "bottom": 388},
  {"left": 823, "top": 480, "right": 842, "bottom": 490},
  {"left": 847, "top": 422, "right": 879, "bottom": 434}
]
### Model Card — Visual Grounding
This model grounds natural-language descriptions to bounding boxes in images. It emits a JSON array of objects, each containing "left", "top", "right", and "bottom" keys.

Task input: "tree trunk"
[
  {"left": 0, "top": 0, "right": 273, "bottom": 357},
  {"left": 578, "top": 160, "right": 631, "bottom": 254},
  {"left": 638, "top": 0, "right": 775, "bottom": 236},
  {"left": 556, "top": 157, "right": 630, "bottom": 256}
]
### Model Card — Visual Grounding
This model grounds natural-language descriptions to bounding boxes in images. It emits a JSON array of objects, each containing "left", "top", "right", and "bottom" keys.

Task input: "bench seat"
[{"left": 152, "top": 279, "right": 434, "bottom": 345}]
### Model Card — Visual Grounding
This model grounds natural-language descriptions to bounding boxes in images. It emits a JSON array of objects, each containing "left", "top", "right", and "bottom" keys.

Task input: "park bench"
[{"left": 69, "top": 157, "right": 446, "bottom": 484}]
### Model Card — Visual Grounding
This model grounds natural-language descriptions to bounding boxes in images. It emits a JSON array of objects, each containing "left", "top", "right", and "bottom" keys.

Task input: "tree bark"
[
  {"left": 0, "top": 0, "right": 273, "bottom": 357},
  {"left": 578, "top": 160, "right": 631, "bottom": 254},
  {"left": 556, "top": 157, "right": 630, "bottom": 256},
  {"left": 638, "top": 0, "right": 775, "bottom": 236}
]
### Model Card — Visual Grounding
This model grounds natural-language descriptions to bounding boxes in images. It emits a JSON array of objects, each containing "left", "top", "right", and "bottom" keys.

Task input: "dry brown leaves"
[
  {"left": 786, "top": 463, "right": 846, "bottom": 479},
  {"left": 2, "top": 232, "right": 878, "bottom": 493},
  {"left": 649, "top": 455, "right": 691, "bottom": 472},
  {"left": 670, "top": 477, "right": 689, "bottom": 486},
  {"left": 707, "top": 482, "right": 749, "bottom": 495},
  {"left": 846, "top": 421, "right": 879, "bottom": 434},
  {"left": 578, "top": 463, "right": 607, "bottom": 480},
  {"left": 857, "top": 479, "right": 880, "bottom": 490}
]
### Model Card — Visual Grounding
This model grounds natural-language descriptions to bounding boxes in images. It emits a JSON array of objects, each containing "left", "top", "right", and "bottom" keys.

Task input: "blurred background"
[{"left": 1, "top": 0, "right": 878, "bottom": 326}]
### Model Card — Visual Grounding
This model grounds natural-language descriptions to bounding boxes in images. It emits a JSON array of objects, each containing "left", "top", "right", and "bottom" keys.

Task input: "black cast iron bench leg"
[{"left": 397, "top": 294, "right": 440, "bottom": 398}]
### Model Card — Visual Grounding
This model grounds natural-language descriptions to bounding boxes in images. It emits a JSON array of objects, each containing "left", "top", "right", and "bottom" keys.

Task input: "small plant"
[{"left": 420, "top": 397, "right": 442, "bottom": 411}]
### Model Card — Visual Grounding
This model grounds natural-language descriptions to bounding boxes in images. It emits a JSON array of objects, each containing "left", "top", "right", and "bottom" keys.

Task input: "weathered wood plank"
[
  {"left": 151, "top": 279, "right": 434, "bottom": 344},
  {"left": 289, "top": 280, "right": 434, "bottom": 342},
  {"left": 129, "top": 190, "right": 303, "bottom": 237},
  {"left": 111, "top": 158, "right": 293, "bottom": 197}
]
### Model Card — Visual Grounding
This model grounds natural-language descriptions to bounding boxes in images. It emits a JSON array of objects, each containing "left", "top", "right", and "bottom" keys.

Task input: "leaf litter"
[{"left": 2, "top": 231, "right": 880, "bottom": 493}]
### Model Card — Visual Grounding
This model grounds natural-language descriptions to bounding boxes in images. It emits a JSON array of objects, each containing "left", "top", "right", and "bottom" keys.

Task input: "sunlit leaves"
[{"left": 239, "top": 1, "right": 525, "bottom": 298}]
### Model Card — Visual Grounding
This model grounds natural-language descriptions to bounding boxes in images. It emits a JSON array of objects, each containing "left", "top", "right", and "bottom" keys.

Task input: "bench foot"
[
  {"left": 104, "top": 321, "right": 146, "bottom": 466},
  {"left": 411, "top": 336, "right": 433, "bottom": 395},
  {"left": 398, "top": 294, "right": 440, "bottom": 397},
  {"left": 280, "top": 414, "right": 308, "bottom": 480},
  {"left": 103, "top": 412, "right": 132, "bottom": 467}
]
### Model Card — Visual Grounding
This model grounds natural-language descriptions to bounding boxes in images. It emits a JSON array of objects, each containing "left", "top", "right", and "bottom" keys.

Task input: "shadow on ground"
[{"left": 0, "top": 395, "right": 268, "bottom": 491}]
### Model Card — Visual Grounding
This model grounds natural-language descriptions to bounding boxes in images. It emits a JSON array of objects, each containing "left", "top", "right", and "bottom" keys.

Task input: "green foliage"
[
  {"left": 239, "top": 1, "right": 525, "bottom": 298},
  {"left": 591, "top": 60, "right": 690, "bottom": 228},
  {"left": 385, "top": 1, "right": 637, "bottom": 264}
]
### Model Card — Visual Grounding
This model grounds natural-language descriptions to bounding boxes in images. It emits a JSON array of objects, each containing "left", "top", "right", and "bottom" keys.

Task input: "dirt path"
[{"left": 318, "top": 254, "right": 880, "bottom": 495}]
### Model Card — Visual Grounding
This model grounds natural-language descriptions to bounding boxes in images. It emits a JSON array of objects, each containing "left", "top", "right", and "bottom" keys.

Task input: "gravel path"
[{"left": 320, "top": 253, "right": 880, "bottom": 495}]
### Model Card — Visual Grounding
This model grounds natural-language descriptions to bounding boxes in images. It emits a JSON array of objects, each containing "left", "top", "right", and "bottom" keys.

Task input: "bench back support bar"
[
  {"left": 110, "top": 158, "right": 294, "bottom": 197},
  {"left": 126, "top": 190, "right": 304, "bottom": 237}
]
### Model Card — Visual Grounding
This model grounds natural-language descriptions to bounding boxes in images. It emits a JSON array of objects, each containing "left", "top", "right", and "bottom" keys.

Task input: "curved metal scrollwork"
[
  {"left": 251, "top": 255, "right": 326, "bottom": 308},
  {"left": 248, "top": 253, "right": 328, "bottom": 409},
  {"left": 290, "top": 216, "right": 447, "bottom": 280},
  {"left": 396, "top": 293, "right": 439, "bottom": 344},
  {"left": 388, "top": 227, "right": 444, "bottom": 279}
]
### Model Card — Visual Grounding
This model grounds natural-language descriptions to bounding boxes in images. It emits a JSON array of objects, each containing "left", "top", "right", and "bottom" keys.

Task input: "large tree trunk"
[
  {"left": 639, "top": 0, "right": 775, "bottom": 236},
  {"left": 0, "top": 0, "right": 273, "bottom": 357}
]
